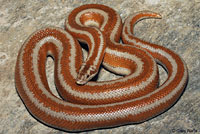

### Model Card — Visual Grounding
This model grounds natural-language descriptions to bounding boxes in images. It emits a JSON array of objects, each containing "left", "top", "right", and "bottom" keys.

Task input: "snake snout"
[{"left": 76, "top": 64, "right": 98, "bottom": 85}]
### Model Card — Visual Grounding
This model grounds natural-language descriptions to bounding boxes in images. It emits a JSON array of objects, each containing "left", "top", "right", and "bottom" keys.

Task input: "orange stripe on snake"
[{"left": 15, "top": 4, "right": 188, "bottom": 132}]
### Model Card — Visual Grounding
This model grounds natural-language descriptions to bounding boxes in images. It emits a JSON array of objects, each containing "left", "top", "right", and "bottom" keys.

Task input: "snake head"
[{"left": 76, "top": 63, "right": 98, "bottom": 85}]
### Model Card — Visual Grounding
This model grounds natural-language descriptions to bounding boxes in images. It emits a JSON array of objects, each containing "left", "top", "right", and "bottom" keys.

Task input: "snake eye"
[{"left": 86, "top": 74, "right": 90, "bottom": 79}]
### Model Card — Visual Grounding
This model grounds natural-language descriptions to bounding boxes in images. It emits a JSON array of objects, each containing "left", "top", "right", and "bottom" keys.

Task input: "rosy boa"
[{"left": 15, "top": 4, "right": 188, "bottom": 132}]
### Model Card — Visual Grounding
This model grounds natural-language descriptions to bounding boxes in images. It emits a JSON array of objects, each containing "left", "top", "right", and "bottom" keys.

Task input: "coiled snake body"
[{"left": 15, "top": 4, "right": 188, "bottom": 132}]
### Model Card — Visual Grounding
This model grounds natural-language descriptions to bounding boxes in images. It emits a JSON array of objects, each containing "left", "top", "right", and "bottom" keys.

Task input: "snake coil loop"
[{"left": 15, "top": 4, "right": 188, "bottom": 132}]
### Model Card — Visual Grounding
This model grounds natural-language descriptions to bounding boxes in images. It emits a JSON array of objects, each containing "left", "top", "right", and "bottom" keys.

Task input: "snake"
[{"left": 15, "top": 4, "right": 188, "bottom": 132}]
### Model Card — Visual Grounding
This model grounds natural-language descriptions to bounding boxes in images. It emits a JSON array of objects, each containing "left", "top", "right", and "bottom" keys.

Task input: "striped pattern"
[{"left": 15, "top": 4, "right": 188, "bottom": 132}]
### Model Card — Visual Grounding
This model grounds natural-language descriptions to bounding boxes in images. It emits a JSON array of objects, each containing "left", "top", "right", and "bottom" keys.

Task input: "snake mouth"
[
  {"left": 76, "top": 78, "right": 88, "bottom": 85},
  {"left": 76, "top": 73, "right": 96, "bottom": 85}
]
